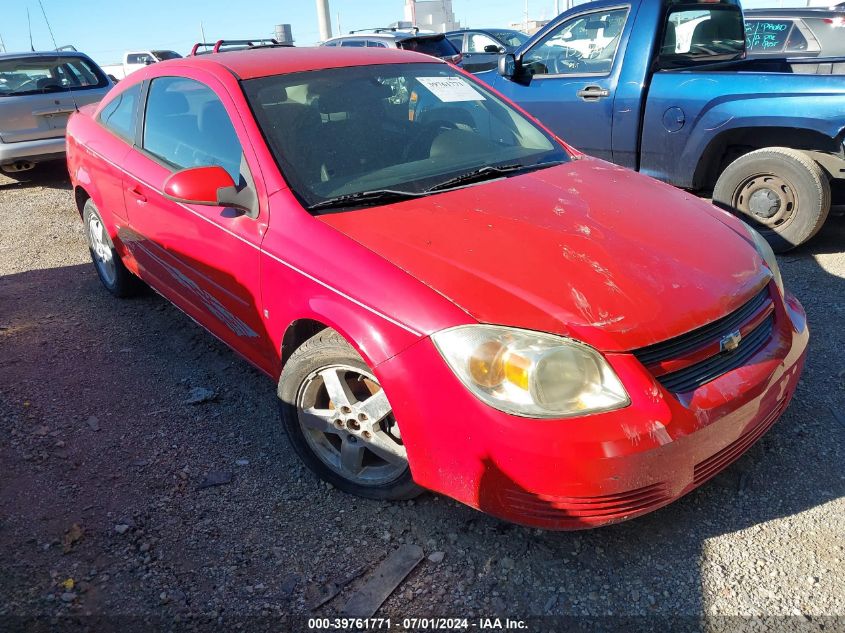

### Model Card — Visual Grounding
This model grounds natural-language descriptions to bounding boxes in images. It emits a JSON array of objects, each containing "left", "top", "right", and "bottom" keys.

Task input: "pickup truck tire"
[
  {"left": 713, "top": 147, "right": 830, "bottom": 253},
  {"left": 82, "top": 200, "right": 142, "bottom": 298},
  {"left": 278, "top": 329, "right": 423, "bottom": 501}
]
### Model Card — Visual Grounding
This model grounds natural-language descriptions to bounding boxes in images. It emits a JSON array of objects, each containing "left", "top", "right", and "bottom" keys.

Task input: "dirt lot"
[{"left": 1, "top": 163, "right": 844, "bottom": 631}]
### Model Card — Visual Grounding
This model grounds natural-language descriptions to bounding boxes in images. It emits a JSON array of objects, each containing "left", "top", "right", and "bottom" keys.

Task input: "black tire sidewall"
[
  {"left": 713, "top": 150, "right": 829, "bottom": 252},
  {"left": 278, "top": 335, "right": 421, "bottom": 501}
]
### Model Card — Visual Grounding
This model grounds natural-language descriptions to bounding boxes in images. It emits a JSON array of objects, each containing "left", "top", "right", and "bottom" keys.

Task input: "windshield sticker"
[{"left": 417, "top": 77, "right": 486, "bottom": 102}]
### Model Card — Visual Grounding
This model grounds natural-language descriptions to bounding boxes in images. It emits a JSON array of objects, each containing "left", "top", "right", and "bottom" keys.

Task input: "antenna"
[
  {"left": 27, "top": 8, "right": 35, "bottom": 51},
  {"left": 38, "top": 0, "right": 59, "bottom": 51},
  {"left": 38, "top": 0, "right": 81, "bottom": 113}
]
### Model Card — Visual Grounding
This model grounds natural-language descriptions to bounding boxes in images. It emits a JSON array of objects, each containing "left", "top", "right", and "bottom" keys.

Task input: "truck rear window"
[
  {"left": 660, "top": 6, "right": 745, "bottom": 64},
  {"left": 0, "top": 56, "right": 108, "bottom": 97}
]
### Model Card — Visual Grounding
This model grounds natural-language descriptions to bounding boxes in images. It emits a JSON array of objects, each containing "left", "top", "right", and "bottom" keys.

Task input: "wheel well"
[
  {"left": 74, "top": 186, "right": 91, "bottom": 217},
  {"left": 281, "top": 319, "right": 329, "bottom": 368},
  {"left": 693, "top": 127, "right": 842, "bottom": 193}
]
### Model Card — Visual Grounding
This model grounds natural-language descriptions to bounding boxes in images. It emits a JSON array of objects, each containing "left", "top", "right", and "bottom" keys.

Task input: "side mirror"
[
  {"left": 498, "top": 52, "right": 517, "bottom": 78},
  {"left": 144, "top": 58, "right": 156, "bottom": 65},
  {"left": 498, "top": 53, "right": 531, "bottom": 85},
  {"left": 163, "top": 165, "right": 238, "bottom": 207},
  {"left": 484, "top": 44, "right": 504, "bottom": 53}
]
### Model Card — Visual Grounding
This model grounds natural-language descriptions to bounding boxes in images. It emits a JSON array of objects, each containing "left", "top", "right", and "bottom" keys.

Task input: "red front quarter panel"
[{"left": 260, "top": 190, "right": 474, "bottom": 374}]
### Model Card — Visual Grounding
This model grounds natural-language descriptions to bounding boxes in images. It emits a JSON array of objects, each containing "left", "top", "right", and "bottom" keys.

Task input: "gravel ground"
[{"left": 1, "top": 163, "right": 843, "bottom": 631}]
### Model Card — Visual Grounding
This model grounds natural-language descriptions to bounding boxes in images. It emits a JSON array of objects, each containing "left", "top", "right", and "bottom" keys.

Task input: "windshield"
[
  {"left": 243, "top": 62, "right": 568, "bottom": 211},
  {"left": 0, "top": 56, "right": 108, "bottom": 96},
  {"left": 152, "top": 50, "right": 182, "bottom": 61},
  {"left": 489, "top": 30, "right": 529, "bottom": 48}
]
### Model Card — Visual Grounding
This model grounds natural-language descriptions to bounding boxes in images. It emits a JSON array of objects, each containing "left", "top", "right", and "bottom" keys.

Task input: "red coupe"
[{"left": 66, "top": 46, "right": 808, "bottom": 529}]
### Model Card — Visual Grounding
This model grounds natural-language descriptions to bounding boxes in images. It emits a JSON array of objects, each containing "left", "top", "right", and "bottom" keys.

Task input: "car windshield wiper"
[
  {"left": 306, "top": 188, "right": 426, "bottom": 212},
  {"left": 424, "top": 160, "right": 566, "bottom": 193}
]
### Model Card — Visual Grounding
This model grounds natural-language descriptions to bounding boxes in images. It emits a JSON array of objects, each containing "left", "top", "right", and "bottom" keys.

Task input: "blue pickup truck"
[{"left": 479, "top": 0, "right": 845, "bottom": 251}]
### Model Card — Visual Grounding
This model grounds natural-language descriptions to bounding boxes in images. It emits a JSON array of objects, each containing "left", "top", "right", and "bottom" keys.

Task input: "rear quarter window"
[
  {"left": 745, "top": 19, "right": 793, "bottom": 52},
  {"left": 98, "top": 83, "right": 142, "bottom": 142}
]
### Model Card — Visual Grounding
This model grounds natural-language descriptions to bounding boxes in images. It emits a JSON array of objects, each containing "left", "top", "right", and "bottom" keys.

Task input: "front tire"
[
  {"left": 278, "top": 329, "right": 422, "bottom": 501},
  {"left": 712, "top": 147, "right": 831, "bottom": 252},
  {"left": 83, "top": 199, "right": 141, "bottom": 297}
]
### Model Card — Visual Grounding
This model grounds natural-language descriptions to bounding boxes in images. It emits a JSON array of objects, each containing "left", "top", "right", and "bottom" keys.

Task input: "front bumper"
[
  {"left": 0, "top": 137, "right": 66, "bottom": 165},
  {"left": 378, "top": 286, "right": 808, "bottom": 529}
]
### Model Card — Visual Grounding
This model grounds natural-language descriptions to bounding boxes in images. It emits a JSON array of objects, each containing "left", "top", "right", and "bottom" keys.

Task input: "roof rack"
[
  {"left": 189, "top": 39, "right": 293, "bottom": 56},
  {"left": 347, "top": 26, "right": 420, "bottom": 35}
]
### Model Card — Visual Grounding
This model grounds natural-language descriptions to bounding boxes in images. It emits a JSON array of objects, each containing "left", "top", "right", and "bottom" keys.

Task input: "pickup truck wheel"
[
  {"left": 82, "top": 200, "right": 141, "bottom": 298},
  {"left": 712, "top": 147, "right": 830, "bottom": 252},
  {"left": 277, "top": 329, "right": 423, "bottom": 501}
]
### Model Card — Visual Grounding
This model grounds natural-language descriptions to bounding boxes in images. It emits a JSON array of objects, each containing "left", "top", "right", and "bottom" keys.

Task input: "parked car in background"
[
  {"left": 445, "top": 28, "right": 528, "bottom": 72},
  {"left": 480, "top": 0, "right": 845, "bottom": 251},
  {"left": 101, "top": 50, "right": 182, "bottom": 82},
  {"left": 744, "top": 8, "right": 845, "bottom": 58},
  {"left": 67, "top": 46, "right": 807, "bottom": 530},
  {"left": 0, "top": 51, "right": 111, "bottom": 175},
  {"left": 321, "top": 28, "right": 462, "bottom": 64}
]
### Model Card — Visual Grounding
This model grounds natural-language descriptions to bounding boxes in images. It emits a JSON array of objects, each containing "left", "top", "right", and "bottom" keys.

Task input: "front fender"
[
  {"left": 641, "top": 72, "right": 845, "bottom": 188},
  {"left": 260, "top": 191, "right": 473, "bottom": 377}
]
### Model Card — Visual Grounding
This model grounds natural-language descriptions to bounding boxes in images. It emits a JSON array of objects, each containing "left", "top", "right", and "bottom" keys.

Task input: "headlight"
[
  {"left": 743, "top": 223, "right": 784, "bottom": 296},
  {"left": 431, "top": 325, "right": 629, "bottom": 419}
]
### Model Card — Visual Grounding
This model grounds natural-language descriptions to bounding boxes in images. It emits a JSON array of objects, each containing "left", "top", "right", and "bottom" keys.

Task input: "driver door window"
[
  {"left": 467, "top": 33, "right": 500, "bottom": 53},
  {"left": 522, "top": 8, "right": 628, "bottom": 76}
]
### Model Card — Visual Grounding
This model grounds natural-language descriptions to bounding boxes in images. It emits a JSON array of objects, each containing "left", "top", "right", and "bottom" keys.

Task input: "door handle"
[
  {"left": 127, "top": 185, "right": 147, "bottom": 204},
  {"left": 576, "top": 85, "right": 611, "bottom": 101}
]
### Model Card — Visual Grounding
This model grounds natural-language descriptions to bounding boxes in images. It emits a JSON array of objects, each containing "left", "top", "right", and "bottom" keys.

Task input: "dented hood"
[{"left": 319, "top": 158, "right": 769, "bottom": 351}]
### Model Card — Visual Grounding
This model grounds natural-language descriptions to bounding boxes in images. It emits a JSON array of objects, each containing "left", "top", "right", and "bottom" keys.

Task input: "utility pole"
[
  {"left": 524, "top": 0, "right": 529, "bottom": 32},
  {"left": 315, "top": 0, "right": 332, "bottom": 42},
  {"left": 0, "top": 33, "right": 5, "bottom": 53}
]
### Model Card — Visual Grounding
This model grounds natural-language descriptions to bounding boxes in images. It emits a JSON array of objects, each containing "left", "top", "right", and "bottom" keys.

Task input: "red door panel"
[{"left": 120, "top": 149, "right": 273, "bottom": 371}]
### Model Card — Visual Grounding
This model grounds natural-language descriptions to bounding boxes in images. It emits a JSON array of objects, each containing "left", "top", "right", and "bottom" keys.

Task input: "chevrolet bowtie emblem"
[{"left": 720, "top": 330, "right": 742, "bottom": 353}]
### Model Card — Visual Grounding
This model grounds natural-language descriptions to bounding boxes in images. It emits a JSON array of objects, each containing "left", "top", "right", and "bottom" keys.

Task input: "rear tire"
[
  {"left": 712, "top": 147, "right": 830, "bottom": 252},
  {"left": 278, "top": 329, "right": 422, "bottom": 501},
  {"left": 82, "top": 199, "right": 141, "bottom": 298}
]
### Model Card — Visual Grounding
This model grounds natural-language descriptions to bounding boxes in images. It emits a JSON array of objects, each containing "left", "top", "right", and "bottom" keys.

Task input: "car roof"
[
  {"left": 745, "top": 8, "right": 844, "bottom": 17},
  {"left": 326, "top": 31, "right": 440, "bottom": 43},
  {"left": 0, "top": 51, "right": 92, "bottom": 61},
  {"left": 177, "top": 46, "right": 443, "bottom": 80},
  {"left": 447, "top": 28, "right": 521, "bottom": 33}
]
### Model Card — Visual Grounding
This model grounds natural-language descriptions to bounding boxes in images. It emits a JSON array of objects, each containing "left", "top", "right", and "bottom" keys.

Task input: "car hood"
[{"left": 319, "top": 158, "right": 769, "bottom": 352}]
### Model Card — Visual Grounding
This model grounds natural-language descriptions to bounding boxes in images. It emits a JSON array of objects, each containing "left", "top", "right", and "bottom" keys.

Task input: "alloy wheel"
[
  {"left": 87, "top": 215, "right": 116, "bottom": 287},
  {"left": 295, "top": 364, "right": 408, "bottom": 486}
]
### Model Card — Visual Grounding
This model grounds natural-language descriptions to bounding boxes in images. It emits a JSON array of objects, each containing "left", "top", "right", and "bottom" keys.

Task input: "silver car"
[{"left": 0, "top": 52, "right": 112, "bottom": 175}]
